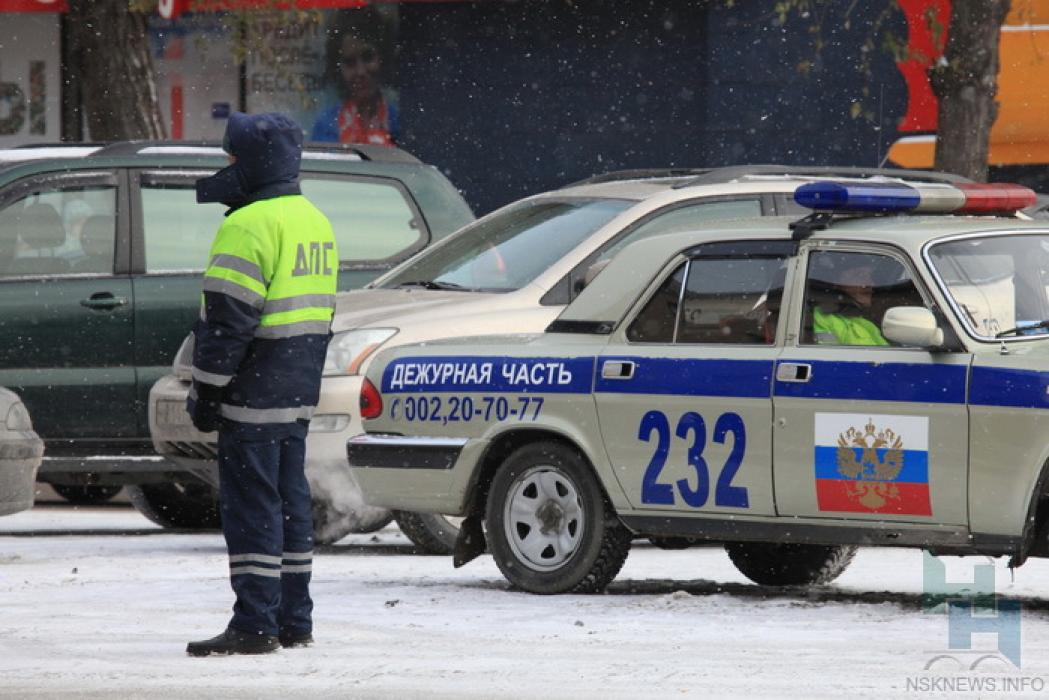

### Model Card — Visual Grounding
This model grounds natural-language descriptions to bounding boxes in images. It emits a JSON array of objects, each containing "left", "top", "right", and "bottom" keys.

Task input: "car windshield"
[
  {"left": 377, "top": 198, "right": 633, "bottom": 292},
  {"left": 928, "top": 233, "right": 1049, "bottom": 339}
]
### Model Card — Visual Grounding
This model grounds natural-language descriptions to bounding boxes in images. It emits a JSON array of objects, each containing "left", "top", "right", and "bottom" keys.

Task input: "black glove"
[{"left": 187, "top": 381, "right": 224, "bottom": 433}]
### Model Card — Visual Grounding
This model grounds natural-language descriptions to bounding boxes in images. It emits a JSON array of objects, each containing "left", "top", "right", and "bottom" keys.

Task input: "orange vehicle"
[{"left": 889, "top": 0, "right": 1049, "bottom": 177}]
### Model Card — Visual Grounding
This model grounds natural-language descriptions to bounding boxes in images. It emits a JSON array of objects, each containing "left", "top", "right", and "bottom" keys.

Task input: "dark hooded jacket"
[
  {"left": 196, "top": 111, "right": 303, "bottom": 211},
  {"left": 189, "top": 112, "right": 338, "bottom": 434}
]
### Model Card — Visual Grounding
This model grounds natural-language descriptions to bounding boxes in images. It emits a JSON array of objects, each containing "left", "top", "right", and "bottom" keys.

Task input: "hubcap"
[{"left": 503, "top": 466, "right": 584, "bottom": 571}]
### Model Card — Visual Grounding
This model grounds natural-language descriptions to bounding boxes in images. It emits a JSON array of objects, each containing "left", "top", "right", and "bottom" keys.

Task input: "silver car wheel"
[{"left": 503, "top": 465, "right": 584, "bottom": 572}]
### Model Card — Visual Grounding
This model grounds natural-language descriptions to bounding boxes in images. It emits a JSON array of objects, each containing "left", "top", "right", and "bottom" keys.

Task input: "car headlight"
[
  {"left": 323, "top": 328, "right": 397, "bottom": 376},
  {"left": 5, "top": 402, "right": 32, "bottom": 431}
]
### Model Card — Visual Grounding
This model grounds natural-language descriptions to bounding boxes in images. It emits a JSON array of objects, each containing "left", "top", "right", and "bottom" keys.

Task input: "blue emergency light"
[{"left": 794, "top": 180, "right": 1036, "bottom": 215}]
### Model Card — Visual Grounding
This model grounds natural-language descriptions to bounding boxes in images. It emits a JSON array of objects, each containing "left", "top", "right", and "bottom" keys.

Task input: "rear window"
[
  {"left": 301, "top": 177, "right": 424, "bottom": 264},
  {"left": 140, "top": 175, "right": 426, "bottom": 272},
  {"left": 378, "top": 198, "right": 633, "bottom": 293}
]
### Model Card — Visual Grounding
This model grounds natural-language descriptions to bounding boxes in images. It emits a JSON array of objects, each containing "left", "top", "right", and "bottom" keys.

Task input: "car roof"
[
  {"left": 0, "top": 140, "right": 424, "bottom": 178},
  {"left": 0, "top": 145, "right": 105, "bottom": 163},
  {"left": 556, "top": 164, "right": 974, "bottom": 200},
  {"left": 557, "top": 214, "right": 1049, "bottom": 328}
]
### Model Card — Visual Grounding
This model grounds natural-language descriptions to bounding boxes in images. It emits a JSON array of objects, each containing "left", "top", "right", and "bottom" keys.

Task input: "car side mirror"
[{"left": 882, "top": 306, "right": 944, "bottom": 348}]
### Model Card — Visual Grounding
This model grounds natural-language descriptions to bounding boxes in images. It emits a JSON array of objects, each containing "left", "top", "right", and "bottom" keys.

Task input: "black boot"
[
  {"left": 186, "top": 627, "right": 280, "bottom": 657},
  {"left": 279, "top": 628, "right": 314, "bottom": 648}
]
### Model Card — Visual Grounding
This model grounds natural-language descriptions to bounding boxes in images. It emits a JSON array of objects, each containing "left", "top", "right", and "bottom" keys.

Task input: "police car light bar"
[{"left": 794, "top": 180, "right": 1037, "bottom": 215}]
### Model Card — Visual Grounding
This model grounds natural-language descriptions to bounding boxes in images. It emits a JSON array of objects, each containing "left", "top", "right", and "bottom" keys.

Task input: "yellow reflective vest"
[
  {"left": 813, "top": 308, "right": 889, "bottom": 346},
  {"left": 191, "top": 194, "right": 338, "bottom": 425}
]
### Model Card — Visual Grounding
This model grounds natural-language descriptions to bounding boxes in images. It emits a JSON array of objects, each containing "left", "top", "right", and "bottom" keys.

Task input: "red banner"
[
  {"left": 160, "top": 0, "right": 373, "bottom": 20},
  {"left": 0, "top": 0, "right": 68, "bottom": 11},
  {"left": 158, "top": 0, "right": 463, "bottom": 20},
  {"left": 895, "top": 0, "right": 950, "bottom": 133}
]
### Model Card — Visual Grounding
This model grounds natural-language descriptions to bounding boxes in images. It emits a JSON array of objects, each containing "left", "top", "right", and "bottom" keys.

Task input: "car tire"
[
  {"left": 485, "top": 441, "right": 631, "bottom": 594},
  {"left": 127, "top": 482, "right": 221, "bottom": 529},
  {"left": 51, "top": 483, "right": 123, "bottom": 505},
  {"left": 724, "top": 541, "right": 857, "bottom": 586},
  {"left": 393, "top": 511, "right": 462, "bottom": 555}
]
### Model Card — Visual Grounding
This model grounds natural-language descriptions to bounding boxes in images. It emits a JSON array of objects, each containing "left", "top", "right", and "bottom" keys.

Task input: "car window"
[
  {"left": 300, "top": 177, "right": 423, "bottom": 264},
  {"left": 626, "top": 246, "right": 788, "bottom": 345},
  {"left": 626, "top": 263, "right": 685, "bottom": 343},
  {"left": 802, "top": 250, "right": 927, "bottom": 346},
  {"left": 676, "top": 256, "right": 788, "bottom": 344},
  {"left": 141, "top": 177, "right": 425, "bottom": 273},
  {"left": 0, "top": 185, "right": 117, "bottom": 277},
  {"left": 141, "top": 185, "right": 227, "bottom": 272},
  {"left": 562, "top": 198, "right": 764, "bottom": 302},
  {"left": 378, "top": 198, "right": 633, "bottom": 292},
  {"left": 928, "top": 234, "right": 1049, "bottom": 338},
  {"left": 596, "top": 199, "right": 762, "bottom": 267}
]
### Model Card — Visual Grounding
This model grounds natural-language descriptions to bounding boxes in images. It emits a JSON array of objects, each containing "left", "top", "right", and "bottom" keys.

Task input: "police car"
[{"left": 348, "top": 180, "right": 1049, "bottom": 594}]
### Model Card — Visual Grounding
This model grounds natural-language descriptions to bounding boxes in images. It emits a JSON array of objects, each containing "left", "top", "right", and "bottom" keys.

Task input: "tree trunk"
[
  {"left": 65, "top": 0, "right": 166, "bottom": 141},
  {"left": 929, "top": 0, "right": 1011, "bottom": 182}
]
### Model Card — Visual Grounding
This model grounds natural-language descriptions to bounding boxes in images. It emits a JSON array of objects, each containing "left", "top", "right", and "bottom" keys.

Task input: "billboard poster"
[
  {"left": 151, "top": 6, "right": 399, "bottom": 147},
  {"left": 246, "top": 6, "right": 400, "bottom": 147}
]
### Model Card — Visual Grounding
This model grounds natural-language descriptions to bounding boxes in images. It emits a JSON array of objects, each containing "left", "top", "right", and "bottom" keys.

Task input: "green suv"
[{"left": 0, "top": 142, "right": 473, "bottom": 507}]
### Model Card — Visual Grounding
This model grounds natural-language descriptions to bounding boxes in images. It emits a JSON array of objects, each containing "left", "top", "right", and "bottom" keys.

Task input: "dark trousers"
[{"left": 217, "top": 423, "right": 314, "bottom": 636}]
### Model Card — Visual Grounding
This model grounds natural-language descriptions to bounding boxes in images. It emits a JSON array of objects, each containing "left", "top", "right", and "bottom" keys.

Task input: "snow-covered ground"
[{"left": 2, "top": 505, "right": 1049, "bottom": 699}]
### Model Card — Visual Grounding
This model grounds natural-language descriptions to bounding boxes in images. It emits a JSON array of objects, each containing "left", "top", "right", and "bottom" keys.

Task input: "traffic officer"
[
  {"left": 812, "top": 258, "right": 889, "bottom": 346},
  {"left": 185, "top": 112, "right": 337, "bottom": 656}
]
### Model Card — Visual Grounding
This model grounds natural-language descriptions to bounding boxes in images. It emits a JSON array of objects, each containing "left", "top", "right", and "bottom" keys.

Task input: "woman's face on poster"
[{"left": 339, "top": 35, "right": 382, "bottom": 99}]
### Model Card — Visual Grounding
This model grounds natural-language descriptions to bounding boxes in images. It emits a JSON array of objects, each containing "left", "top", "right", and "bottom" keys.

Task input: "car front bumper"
[
  {"left": 346, "top": 433, "right": 488, "bottom": 514},
  {"left": 0, "top": 431, "right": 44, "bottom": 516},
  {"left": 149, "top": 372, "right": 378, "bottom": 491}
]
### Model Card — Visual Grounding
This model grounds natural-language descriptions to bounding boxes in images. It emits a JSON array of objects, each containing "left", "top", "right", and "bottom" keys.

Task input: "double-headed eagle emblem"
[{"left": 836, "top": 419, "right": 905, "bottom": 511}]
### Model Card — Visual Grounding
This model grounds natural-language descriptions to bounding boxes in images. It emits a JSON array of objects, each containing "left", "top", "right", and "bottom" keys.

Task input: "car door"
[
  {"left": 128, "top": 169, "right": 228, "bottom": 435},
  {"left": 772, "top": 244, "right": 970, "bottom": 525},
  {"left": 0, "top": 170, "right": 136, "bottom": 439},
  {"left": 594, "top": 240, "right": 794, "bottom": 518}
]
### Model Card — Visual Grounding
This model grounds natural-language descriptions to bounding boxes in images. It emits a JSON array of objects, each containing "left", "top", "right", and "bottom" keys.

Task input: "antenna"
[{"left": 876, "top": 83, "right": 886, "bottom": 168}]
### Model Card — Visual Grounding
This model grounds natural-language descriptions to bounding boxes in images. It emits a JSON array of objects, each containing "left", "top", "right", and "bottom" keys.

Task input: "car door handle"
[
  {"left": 80, "top": 293, "right": 128, "bottom": 311},
  {"left": 602, "top": 360, "right": 635, "bottom": 379},
  {"left": 775, "top": 362, "right": 812, "bottom": 383}
]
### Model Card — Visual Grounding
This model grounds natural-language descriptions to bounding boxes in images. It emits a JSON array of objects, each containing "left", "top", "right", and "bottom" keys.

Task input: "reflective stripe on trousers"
[{"left": 218, "top": 425, "right": 314, "bottom": 637}]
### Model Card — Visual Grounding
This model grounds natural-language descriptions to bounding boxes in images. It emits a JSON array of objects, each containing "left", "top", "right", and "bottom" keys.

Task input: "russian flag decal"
[{"left": 814, "top": 413, "right": 932, "bottom": 516}]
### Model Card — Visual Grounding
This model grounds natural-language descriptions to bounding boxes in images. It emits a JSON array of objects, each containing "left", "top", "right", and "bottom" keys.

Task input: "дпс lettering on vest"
[{"left": 293, "top": 241, "right": 335, "bottom": 276}]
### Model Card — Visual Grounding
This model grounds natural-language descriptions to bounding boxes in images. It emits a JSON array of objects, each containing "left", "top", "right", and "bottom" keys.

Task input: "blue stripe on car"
[
  {"left": 377, "top": 355, "right": 1049, "bottom": 410},
  {"left": 594, "top": 357, "right": 773, "bottom": 398},
  {"left": 970, "top": 366, "right": 1049, "bottom": 409},
  {"left": 773, "top": 360, "right": 967, "bottom": 404},
  {"left": 381, "top": 356, "right": 595, "bottom": 394}
]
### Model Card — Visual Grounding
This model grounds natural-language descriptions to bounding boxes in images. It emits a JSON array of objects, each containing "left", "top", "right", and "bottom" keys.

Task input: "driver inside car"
[{"left": 810, "top": 258, "right": 889, "bottom": 346}]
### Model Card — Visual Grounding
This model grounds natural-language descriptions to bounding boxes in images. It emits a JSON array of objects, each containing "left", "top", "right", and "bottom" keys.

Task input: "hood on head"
[{"left": 196, "top": 111, "right": 303, "bottom": 209}]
